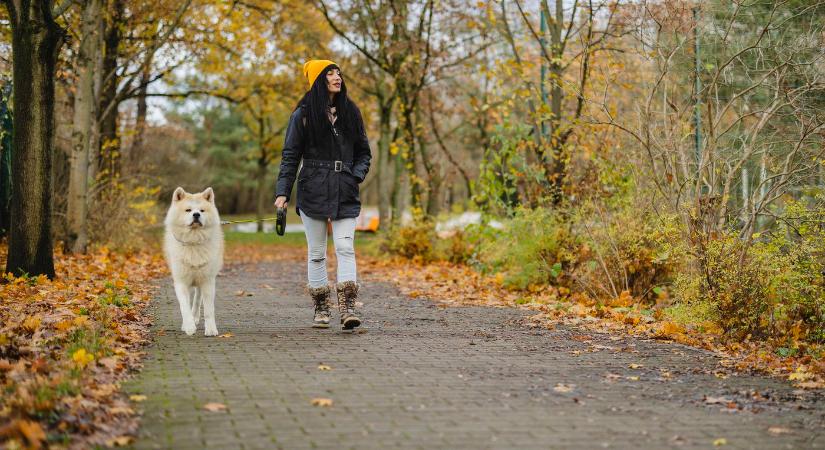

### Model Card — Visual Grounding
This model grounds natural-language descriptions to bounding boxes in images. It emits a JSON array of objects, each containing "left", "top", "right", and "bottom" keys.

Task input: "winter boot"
[
  {"left": 308, "top": 285, "right": 331, "bottom": 328},
  {"left": 335, "top": 281, "right": 361, "bottom": 330}
]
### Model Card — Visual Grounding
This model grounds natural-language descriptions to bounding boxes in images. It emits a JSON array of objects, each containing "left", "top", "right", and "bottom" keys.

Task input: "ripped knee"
[{"left": 310, "top": 256, "right": 326, "bottom": 263}]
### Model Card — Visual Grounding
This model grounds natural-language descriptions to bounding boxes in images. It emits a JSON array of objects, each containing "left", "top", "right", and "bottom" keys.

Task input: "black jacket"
[{"left": 274, "top": 103, "right": 371, "bottom": 220}]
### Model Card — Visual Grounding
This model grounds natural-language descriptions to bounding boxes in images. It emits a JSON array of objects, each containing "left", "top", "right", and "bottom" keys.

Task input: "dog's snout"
[{"left": 193, "top": 212, "right": 201, "bottom": 219}]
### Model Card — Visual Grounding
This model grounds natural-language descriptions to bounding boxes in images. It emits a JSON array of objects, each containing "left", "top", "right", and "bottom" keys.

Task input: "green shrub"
[{"left": 471, "top": 207, "right": 579, "bottom": 290}]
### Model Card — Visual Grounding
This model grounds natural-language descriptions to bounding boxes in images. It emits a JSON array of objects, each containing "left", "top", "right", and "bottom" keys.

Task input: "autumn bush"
[
  {"left": 570, "top": 202, "right": 683, "bottom": 304},
  {"left": 669, "top": 201, "right": 825, "bottom": 347},
  {"left": 379, "top": 211, "right": 437, "bottom": 262}
]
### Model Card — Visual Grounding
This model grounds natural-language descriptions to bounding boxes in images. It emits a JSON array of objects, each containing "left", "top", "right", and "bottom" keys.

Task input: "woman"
[{"left": 274, "top": 59, "right": 371, "bottom": 330}]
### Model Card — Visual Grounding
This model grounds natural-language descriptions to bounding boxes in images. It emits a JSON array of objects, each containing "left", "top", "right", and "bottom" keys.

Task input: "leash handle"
[{"left": 275, "top": 207, "right": 286, "bottom": 236}]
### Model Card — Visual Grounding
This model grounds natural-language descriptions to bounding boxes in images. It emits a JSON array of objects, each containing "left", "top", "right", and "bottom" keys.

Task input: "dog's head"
[{"left": 167, "top": 187, "right": 219, "bottom": 229}]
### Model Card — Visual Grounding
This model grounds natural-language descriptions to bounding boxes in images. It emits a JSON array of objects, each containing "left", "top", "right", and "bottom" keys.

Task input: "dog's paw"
[
  {"left": 204, "top": 325, "right": 219, "bottom": 337},
  {"left": 181, "top": 321, "right": 197, "bottom": 336}
]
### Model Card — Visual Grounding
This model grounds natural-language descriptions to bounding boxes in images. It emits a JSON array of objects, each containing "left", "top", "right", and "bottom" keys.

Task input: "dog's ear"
[
  {"left": 172, "top": 187, "right": 187, "bottom": 202},
  {"left": 202, "top": 187, "right": 215, "bottom": 203}
]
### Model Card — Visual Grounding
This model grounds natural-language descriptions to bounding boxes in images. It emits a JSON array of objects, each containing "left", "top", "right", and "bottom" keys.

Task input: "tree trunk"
[
  {"left": 255, "top": 159, "right": 267, "bottom": 233},
  {"left": 0, "top": 82, "right": 12, "bottom": 237},
  {"left": 376, "top": 94, "right": 394, "bottom": 227},
  {"left": 4, "top": 0, "right": 65, "bottom": 278},
  {"left": 547, "top": 0, "right": 564, "bottom": 201},
  {"left": 98, "top": 0, "right": 122, "bottom": 183},
  {"left": 397, "top": 87, "right": 422, "bottom": 211},
  {"left": 66, "top": 0, "right": 102, "bottom": 254},
  {"left": 129, "top": 57, "right": 152, "bottom": 164}
]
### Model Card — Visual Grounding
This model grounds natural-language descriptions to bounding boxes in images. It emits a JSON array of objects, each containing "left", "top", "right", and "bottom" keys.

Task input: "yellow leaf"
[
  {"left": 311, "top": 398, "right": 333, "bottom": 407},
  {"left": 317, "top": 364, "right": 332, "bottom": 371},
  {"left": 129, "top": 394, "right": 147, "bottom": 402},
  {"left": 788, "top": 366, "right": 814, "bottom": 382},
  {"left": 22, "top": 316, "right": 41, "bottom": 333},
  {"left": 72, "top": 348, "right": 94, "bottom": 368},
  {"left": 218, "top": 332, "right": 234, "bottom": 338},
  {"left": 713, "top": 438, "right": 727, "bottom": 446}
]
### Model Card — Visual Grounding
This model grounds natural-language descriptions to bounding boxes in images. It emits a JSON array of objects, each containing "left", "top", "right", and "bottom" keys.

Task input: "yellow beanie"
[{"left": 303, "top": 59, "right": 338, "bottom": 88}]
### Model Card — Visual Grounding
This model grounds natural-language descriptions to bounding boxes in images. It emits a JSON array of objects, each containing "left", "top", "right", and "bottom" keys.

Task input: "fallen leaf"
[
  {"left": 129, "top": 394, "right": 147, "bottom": 402},
  {"left": 109, "top": 406, "right": 134, "bottom": 415},
  {"left": 18, "top": 420, "right": 46, "bottom": 447},
  {"left": 704, "top": 396, "right": 731, "bottom": 405},
  {"left": 98, "top": 356, "right": 118, "bottom": 370},
  {"left": 203, "top": 402, "right": 228, "bottom": 412},
  {"left": 713, "top": 438, "right": 727, "bottom": 446},
  {"left": 768, "top": 427, "right": 791, "bottom": 436},
  {"left": 317, "top": 364, "right": 332, "bottom": 371},
  {"left": 311, "top": 398, "right": 333, "bottom": 407},
  {"left": 553, "top": 383, "right": 574, "bottom": 393},
  {"left": 30, "top": 358, "right": 49, "bottom": 374},
  {"left": 628, "top": 363, "right": 644, "bottom": 369},
  {"left": 106, "top": 436, "right": 134, "bottom": 446},
  {"left": 796, "top": 380, "right": 825, "bottom": 389},
  {"left": 218, "top": 332, "right": 234, "bottom": 338}
]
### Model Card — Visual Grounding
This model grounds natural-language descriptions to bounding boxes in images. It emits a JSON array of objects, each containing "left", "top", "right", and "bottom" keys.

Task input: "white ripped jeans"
[{"left": 300, "top": 211, "right": 357, "bottom": 288}]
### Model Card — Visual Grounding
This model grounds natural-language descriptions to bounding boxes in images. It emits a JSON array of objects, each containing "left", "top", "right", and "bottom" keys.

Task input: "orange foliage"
[{"left": 0, "top": 243, "right": 165, "bottom": 448}]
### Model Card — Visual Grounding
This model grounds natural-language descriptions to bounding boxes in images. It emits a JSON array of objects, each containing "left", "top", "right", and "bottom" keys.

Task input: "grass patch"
[
  {"left": 64, "top": 326, "right": 109, "bottom": 359},
  {"left": 225, "top": 230, "right": 307, "bottom": 247}
]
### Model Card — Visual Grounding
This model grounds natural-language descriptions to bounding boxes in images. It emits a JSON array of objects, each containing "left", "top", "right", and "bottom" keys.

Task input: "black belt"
[{"left": 302, "top": 159, "right": 351, "bottom": 172}]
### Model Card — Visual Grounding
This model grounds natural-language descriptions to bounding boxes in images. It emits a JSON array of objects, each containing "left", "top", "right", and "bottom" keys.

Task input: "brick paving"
[{"left": 127, "top": 261, "right": 825, "bottom": 449}]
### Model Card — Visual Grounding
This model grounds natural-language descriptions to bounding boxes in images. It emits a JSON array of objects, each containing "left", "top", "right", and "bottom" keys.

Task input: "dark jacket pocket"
[{"left": 297, "top": 168, "right": 330, "bottom": 218}]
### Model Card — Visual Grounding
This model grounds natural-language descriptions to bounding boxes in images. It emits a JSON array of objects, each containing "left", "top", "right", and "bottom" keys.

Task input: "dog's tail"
[{"left": 190, "top": 287, "right": 203, "bottom": 325}]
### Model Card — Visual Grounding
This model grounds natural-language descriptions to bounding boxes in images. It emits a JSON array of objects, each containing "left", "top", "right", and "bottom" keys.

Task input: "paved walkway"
[{"left": 127, "top": 261, "right": 825, "bottom": 449}]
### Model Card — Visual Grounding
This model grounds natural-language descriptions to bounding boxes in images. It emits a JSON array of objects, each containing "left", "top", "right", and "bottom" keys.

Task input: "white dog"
[{"left": 163, "top": 187, "right": 224, "bottom": 336}]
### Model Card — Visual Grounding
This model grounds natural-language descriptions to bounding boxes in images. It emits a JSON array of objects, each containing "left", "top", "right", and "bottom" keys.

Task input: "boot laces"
[{"left": 313, "top": 292, "right": 330, "bottom": 313}]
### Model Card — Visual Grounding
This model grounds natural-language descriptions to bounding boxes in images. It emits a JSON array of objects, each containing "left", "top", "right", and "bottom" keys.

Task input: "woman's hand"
[{"left": 274, "top": 196, "right": 288, "bottom": 209}]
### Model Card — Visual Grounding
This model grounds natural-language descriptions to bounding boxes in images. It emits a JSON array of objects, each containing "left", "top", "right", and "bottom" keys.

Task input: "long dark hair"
[{"left": 296, "top": 64, "right": 360, "bottom": 144}]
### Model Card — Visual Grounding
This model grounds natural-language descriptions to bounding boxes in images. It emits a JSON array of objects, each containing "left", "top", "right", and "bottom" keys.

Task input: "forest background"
[{"left": 1, "top": 0, "right": 825, "bottom": 445}]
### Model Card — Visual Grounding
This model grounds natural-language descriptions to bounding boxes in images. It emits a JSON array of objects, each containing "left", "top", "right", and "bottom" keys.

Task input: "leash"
[
  {"left": 219, "top": 217, "right": 278, "bottom": 225},
  {"left": 220, "top": 207, "right": 287, "bottom": 235}
]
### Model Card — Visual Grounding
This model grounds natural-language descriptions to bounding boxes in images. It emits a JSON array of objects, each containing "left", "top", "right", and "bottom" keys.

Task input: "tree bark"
[
  {"left": 129, "top": 56, "right": 152, "bottom": 164},
  {"left": 98, "top": 0, "right": 122, "bottom": 182},
  {"left": 66, "top": 0, "right": 102, "bottom": 254},
  {"left": 376, "top": 90, "right": 394, "bottom": 227},
  {"left": 0, "top": 83, "right": 12, "bottom": 237},
  {"left": 4, "top": 0, "right": 65, "bottom": 278},
  {"left": 255, "top": 116, "right": 267, "bottom": 233}
]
